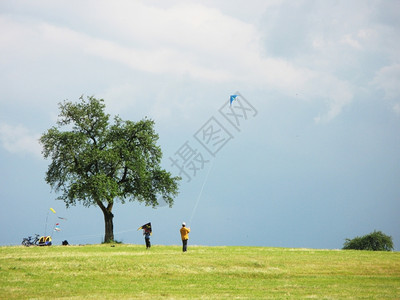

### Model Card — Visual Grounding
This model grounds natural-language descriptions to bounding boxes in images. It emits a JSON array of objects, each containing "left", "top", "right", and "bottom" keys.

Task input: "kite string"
[{"left": 189, "top": 160, "right": 214, "bottom": 226}]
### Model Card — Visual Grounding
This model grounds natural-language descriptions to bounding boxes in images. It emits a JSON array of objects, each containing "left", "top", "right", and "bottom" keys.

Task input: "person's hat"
[{"left": 182, "top": 222, "right": 186, "bottom": 226}]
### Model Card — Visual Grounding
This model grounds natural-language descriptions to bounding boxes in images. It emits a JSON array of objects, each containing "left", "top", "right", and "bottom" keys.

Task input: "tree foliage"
[
  {"left": 40, "top": 96, "right": 180, "bottom": 242},
  {"left": 342, "top": 230, "right": 394, "bottom": 251}
]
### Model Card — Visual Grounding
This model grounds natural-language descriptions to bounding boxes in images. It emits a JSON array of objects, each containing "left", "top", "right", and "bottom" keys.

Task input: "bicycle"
[{"left": 21, "top": 234, "right": 40, "bottom": 247}]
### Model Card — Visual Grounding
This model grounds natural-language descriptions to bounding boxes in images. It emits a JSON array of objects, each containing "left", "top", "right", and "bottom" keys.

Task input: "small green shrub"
[{"left": 343, "top": 230, "right": 394, "bottom": 251}]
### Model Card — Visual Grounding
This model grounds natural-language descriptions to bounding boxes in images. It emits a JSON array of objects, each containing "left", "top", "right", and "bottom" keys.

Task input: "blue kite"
[{"left": 230, "top": 95, "right": 238, "bottom": 106}]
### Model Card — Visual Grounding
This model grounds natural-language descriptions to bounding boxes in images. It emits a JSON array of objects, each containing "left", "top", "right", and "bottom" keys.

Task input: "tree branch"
[{"left": 118, "top": 165, "right": 128, "bottom": 184}]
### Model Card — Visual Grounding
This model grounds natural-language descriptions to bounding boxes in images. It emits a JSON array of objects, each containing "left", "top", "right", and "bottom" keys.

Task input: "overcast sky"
[{"left": 1, "top": 0, "right": 399, "bottom": 249}]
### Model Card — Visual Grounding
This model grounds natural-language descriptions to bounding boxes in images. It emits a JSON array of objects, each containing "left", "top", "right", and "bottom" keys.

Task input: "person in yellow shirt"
[{"left": 180, "top": 222, "right": 190, "bottom": 252}]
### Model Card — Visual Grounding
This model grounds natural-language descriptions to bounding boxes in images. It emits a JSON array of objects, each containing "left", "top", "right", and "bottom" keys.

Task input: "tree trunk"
[{"left": 103, "top": 210, "right": 114, "bottom": 243}]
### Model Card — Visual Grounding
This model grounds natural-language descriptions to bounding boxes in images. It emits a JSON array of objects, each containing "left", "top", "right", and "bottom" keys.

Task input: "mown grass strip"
[{"left": 0, "top": 245, "right": 399, "bottom": 299}]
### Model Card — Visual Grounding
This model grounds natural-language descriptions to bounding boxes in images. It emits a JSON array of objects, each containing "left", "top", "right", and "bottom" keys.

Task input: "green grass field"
[{"left": 0, "top": 244, "right": 399, "bottom": 299}]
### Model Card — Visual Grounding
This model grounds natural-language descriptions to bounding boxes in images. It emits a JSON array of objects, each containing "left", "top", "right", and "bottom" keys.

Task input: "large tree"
[{"left": 40, "top": 96, "right": 180, "bottom": 242}]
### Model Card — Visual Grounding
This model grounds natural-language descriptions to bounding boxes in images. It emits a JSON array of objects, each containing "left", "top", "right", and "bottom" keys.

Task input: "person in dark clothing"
[{"left": 144, "top": 227, "right": 151, "bottom": 249}]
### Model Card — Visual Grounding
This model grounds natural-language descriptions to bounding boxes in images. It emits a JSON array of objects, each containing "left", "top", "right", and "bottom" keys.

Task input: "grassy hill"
[{"left": 1, "top": 244, "right": 399, "bottom": 299}]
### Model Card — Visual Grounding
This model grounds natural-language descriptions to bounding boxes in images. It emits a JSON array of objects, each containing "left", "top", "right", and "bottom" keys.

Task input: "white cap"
[{"left": 182, "top": 222, "right": 186, "bottom": 226}]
